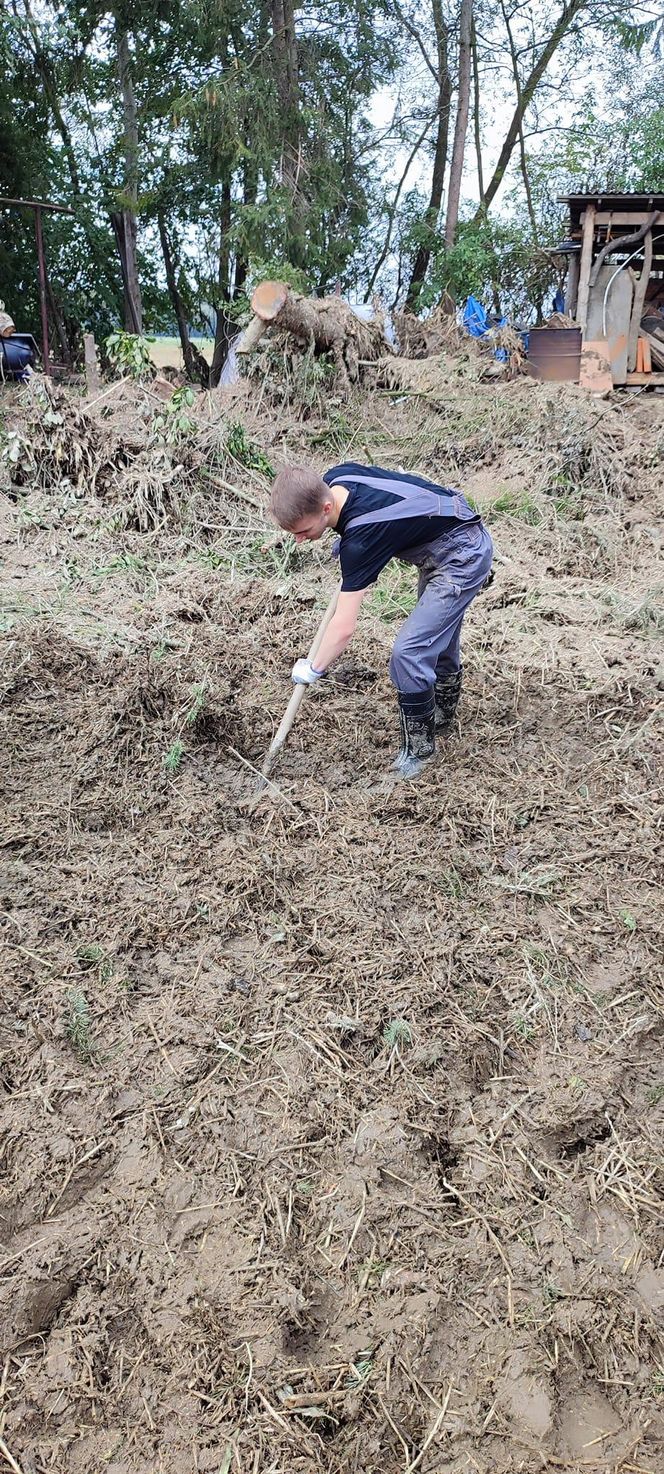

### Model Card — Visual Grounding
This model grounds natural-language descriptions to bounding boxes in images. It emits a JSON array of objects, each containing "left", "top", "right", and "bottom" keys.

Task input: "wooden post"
[
  {"left": 564, "top": 254, "right": 580, "bottom": 318},
  {"left": 83, "top": 333, "right": 101, "bottom": 394},
  {"left": 576, "top": 205, "right": 596, "bottom": 336},
  {"left": 627, "top": 227, "right": 653, "bottom": 372},
  {"left": 34, "top": 205, "right": 50, "bottom": 375}
]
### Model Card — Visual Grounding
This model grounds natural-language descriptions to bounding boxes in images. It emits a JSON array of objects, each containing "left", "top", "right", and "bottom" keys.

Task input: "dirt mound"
[{"left": 1, "top": 375, "right": 663, "bottom": 1473}]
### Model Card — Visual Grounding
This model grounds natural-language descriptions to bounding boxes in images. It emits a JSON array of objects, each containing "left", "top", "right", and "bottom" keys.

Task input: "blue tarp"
[{"left": 463, "top": 296, "right": 508, "bottom": 360}]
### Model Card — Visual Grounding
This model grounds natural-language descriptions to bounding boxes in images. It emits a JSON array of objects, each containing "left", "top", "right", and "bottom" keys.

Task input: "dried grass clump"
[
  {"left": 114, "top": 447, "right": 186, "bottom": 532},
  {"left": 393, "top": 305, "right": 463, "bottom": 359}
]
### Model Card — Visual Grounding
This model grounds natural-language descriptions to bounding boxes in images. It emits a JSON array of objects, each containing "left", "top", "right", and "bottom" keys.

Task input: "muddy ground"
[{"left": 0, "top": 368, "right": 663, "bottom": 1474}]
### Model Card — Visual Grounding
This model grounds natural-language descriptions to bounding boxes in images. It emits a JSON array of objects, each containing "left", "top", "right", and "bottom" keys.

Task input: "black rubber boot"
[
  {"left": 434, "top": 668, "right": 463, "bottom": 735},
  {"left": 393, "top": 689, "right": 436, "bottom": 778}
]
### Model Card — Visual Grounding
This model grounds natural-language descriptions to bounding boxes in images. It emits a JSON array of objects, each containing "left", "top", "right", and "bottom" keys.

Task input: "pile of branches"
[{"left": 0, "top": 377, "right": 274, "bottom": 532}]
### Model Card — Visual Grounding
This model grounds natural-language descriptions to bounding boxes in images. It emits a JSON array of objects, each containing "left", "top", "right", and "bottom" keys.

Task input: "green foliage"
[
  {"left": 153, "top": 385, "right": 196, "bottom": 443},
  {"left": 410, "top": 216, "right": 558, "bottom": 321},
  {"left": 488, "top": 488, "right": 542, "bottom": 525},
  {"left": 184, "top": 682, "right": 207, "bottom": 726},
  {"left": 105, "top": 331, "right": 154, "bottom": 381},
  {"left": 226, "top": 421, "right": 274, "bottom": 478},
  {"left": 65, "top": 988, "right": 94, "bottom": 1062},
  {"left": 164, "top": 739, "right": 185, "bottom": 773},
  {"left": 383, "top": 1018, "right": 412, "bottom": 1051}
]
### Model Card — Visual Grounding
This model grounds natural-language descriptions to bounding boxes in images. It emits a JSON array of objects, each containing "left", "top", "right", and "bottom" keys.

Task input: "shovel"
[{"left": 260, "top": 585, "right": 340, "bottom": 780}]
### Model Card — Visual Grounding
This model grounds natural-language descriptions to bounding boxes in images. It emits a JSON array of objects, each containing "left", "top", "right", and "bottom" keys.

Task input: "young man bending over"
[{"left": 270, "top": 462, "right": 493, "bottom": 778}]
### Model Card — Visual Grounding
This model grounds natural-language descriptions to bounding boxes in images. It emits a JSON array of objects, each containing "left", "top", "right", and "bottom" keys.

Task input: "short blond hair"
[{"left": 270, "top": 466, "right": 329, "bottom": 529}]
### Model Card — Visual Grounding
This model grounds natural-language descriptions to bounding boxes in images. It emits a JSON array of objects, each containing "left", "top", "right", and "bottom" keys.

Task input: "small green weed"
[
  {"left": 345, "top": 1349, "right": 374, "bottom": 1387},
  {"left": 77, "top": 942, "right": 105, "bottom": 967},
  {"left": 65, "top": 988, "right": 94, "bottom": 1062},
  {"left": 226, "top": 421, "right": 274, "bottom": 477},
  {"left": 184, "top": 682, "right": 207, "bottom": 727},
  {"left": 360, "top": 1260, "right": 389, "bottom": 1287},
  {"left": 568, "top": 1076, "right": 588, "bottom": 1094},
  {"left": 646, "top": 1084, "right": 664, "bottom": 1107},
  {"left": 383, "top": 1018, "right": 412, "bottom": 1051},
  {"left": 164, "top": 739, "right": 185, "bottom": 773},
  {"left": 92, "top": 552, "right": 149, "bottom": 583},
  {"left": 153, "top": 385, "right": 196, "bottom": 443},
  {"left": 436, "top": 865, "right": 464, "bottom": 898},
  {"left": 489, "top": 488, "right": 542, "bottom": 525},
  {"left": 77, "top": 942, "right": 112, "bottom": 981},
  {"left": 618, "top": 908, "right": 637, "bottom": 932}
]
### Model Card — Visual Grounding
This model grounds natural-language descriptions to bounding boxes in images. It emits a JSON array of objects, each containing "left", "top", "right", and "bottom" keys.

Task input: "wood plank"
[
  {"left": 627, "top": 228, "right": 653, "bottom": 371},
  {"left": 576, "top": 205, "right": 596, "bottom": 333},
  {"left": 624, "top": 371, "right": 664, "bottom": 385},
  {"left": 641, "top": 330, "right": 664, "bottom": 370},
  {"left": 581, "top": 211, "right": 664, "bottom": 227}
]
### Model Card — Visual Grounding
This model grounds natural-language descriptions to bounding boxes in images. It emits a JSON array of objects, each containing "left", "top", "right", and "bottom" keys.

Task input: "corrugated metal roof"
[
  {"left": 559, "top": 193, "right": 664, "bottom": 208},
  {"left": 560, "top": 193, "right": 664, "bottom": 204}
]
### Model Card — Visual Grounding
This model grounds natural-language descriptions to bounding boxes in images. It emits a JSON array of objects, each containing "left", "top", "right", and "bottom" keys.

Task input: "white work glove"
[{"left": 292, "top": 658, "right": 324, "bottom": 685}]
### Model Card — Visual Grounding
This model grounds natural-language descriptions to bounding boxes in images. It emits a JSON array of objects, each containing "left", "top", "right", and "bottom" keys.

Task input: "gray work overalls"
[{"left": 339, "top": 471, "right": 494, "bottom": 694}]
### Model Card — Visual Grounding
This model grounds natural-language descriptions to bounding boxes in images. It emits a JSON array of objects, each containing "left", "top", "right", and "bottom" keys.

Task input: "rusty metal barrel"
[{"left": 527, "top": 326, "right": 582, "bottom": 383}]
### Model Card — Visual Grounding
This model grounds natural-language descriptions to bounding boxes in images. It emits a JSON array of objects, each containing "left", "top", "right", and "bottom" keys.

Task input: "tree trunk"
[
  {"left": 157, "top": 212, "right": 210, "bottom": 386},
  {"left": 444, "top": 0, "right": 473, "bottom": 247},
  {"left": 19, "top": 0, "right": 121, "bottom": 314},
  {"left": 45, "top": 270, "right": 72, "bottom": 366},
  {"left": 471, "top": 14, "right": 484, "bottom": 209},
  {"left": 210, "top": 181, "right": 234, "bottom": 387},
  {"left": 405, "top": 0, "right": 452, "bottom": 309},
  {"left": 271, "top": 0, "right": 306, "bottom": 266},
  {"left": 114, "top": 19, "right": 143, "bottom": 333},
  {"left": 470, "top": 0, "right": 586, "bottom": 223},
  {"left": 501, "top": 1, "right": 538, "bottom": 242}
]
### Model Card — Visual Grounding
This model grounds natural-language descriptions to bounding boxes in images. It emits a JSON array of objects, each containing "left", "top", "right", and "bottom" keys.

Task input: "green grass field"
[{"left": 149, "top": 335, "right": 215, "bottom": 370}]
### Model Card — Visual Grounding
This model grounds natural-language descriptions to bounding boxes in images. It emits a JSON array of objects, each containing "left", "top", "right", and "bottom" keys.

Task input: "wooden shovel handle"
[{"left": 261, "top": 585, "right": 340, "bottom": 778}]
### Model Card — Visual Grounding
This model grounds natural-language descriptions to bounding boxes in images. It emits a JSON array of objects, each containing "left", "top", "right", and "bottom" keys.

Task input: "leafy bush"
[{"left": 105, "top": 330, "right": 154, "bottom": 380}]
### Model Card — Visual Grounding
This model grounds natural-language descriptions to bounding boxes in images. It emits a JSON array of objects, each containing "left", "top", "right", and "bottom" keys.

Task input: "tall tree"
[
  {"left": 111, "top": 13, "right": 142, "bottom": 331},
  {"left": 405, "top": 0, "right": 452, "bottom": 309},
  {"left": 444, "top": 0, "right": 473, "bottom": 245},
  {"left": 470, "top": 0, "right": 586, "bottom": 222}
]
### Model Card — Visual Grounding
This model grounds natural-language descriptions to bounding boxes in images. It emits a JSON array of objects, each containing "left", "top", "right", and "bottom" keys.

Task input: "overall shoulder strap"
[{"left": 342, "top": 471, "right": 470, "bottom": 530}]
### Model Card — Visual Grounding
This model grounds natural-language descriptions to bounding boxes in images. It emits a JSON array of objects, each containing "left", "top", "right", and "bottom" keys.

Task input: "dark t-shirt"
[{"left": 323, "top": 462, "right": 477, "bottom": 593}]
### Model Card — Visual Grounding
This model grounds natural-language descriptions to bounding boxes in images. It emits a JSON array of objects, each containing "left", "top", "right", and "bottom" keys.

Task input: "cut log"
[
  {"left": 251, "top": 280, "right": 291, "bottom": 322},
  {"left": 235, "top": 279, "right": 390, "bottom": 385},
  {"left": 235, "top": 315, "right": 270, "bottom": 356},
  {"left": 236, "top": 280, "right": 292, "bottom": 356}
]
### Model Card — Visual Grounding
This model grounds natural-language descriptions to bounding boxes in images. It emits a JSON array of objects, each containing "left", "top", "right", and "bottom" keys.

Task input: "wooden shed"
[{"left": 558, "top": 192, "right": 664, "bottom": 388}]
